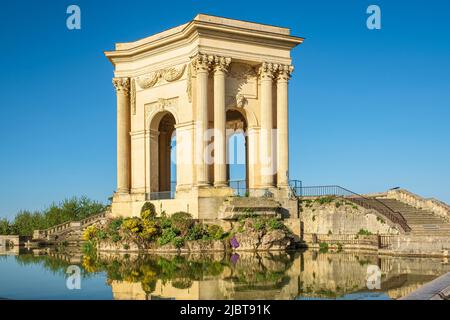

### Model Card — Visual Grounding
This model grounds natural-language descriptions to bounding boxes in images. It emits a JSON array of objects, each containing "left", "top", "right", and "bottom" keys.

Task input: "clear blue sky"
[{"left": 1, "top": 0, "right": 449, "bottom": 219}]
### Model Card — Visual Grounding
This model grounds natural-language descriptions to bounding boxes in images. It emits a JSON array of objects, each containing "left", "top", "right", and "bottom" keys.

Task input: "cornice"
[{"left": 104, "top": 18, "right": 303, "bottom": 65}]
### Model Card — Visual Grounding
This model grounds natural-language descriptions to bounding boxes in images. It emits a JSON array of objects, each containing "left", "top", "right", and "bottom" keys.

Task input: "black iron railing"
[{"left": 297, "top": 185, "right": 411, "bottom": 233}]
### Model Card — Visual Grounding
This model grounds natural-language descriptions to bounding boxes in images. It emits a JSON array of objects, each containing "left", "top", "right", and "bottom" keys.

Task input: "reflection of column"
[
  {"left": 258, "top": 63, "right": 275, "bottom": 188},
  {"left": 193, "top": 54, "right": 211, "bottom": 186},
  {"left": 113, "top": 77, "right": 131, "bottom": 193},
  {"left": 213, "top": 56, "right": 231, "bottom": 187},
  {"left": 276, "top": 65, "right": 293, "bottom": 187}
]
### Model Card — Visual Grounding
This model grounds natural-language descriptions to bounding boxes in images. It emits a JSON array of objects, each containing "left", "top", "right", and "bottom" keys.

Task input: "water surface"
[{"left": 1, "top": 248, "right": 449, "bottom": 300}]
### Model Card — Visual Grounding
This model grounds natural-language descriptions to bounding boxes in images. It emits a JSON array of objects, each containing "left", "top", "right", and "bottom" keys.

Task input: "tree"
[
  {"left": 7, "top": 196, "right": 107, "bottom": 236},
  {"left": 0, "top": 218, "right": 11, "bottom": 235}
]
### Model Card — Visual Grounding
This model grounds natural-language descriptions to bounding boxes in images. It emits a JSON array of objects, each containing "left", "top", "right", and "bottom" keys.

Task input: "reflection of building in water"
[{"left": 107, "top": 251, "right": 450, "bottom": 300}]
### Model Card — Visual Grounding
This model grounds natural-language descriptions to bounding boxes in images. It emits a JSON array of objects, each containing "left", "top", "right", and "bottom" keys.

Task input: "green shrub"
[
  {"left": 207, "top": 225, "right": 225, "bottom": 240},
  {"left": 376, "top": 217, "right": 385, "bottom": 224},
  {"left": 158, "top": 227, "right": 179, "bottom": 246},
  {"left": 172, "top": 236, "right": 185, "bottom": 248},
  {"left": 158, "top": 213, "right": 172, "bottom": 229},
  {"left": 110, "top": 233, "right": 122, "bottom": 243},
  {"left": 315, "top": 196, "right": 335, "bottom": 205},
  {"left": 357, "top": 229, "right": 372, "bottom": 236},
  {"left": 253, "top": 218, "right": 266, "bottom": 231},
  {"left": 171, "top": 212, "right": 194, "bottom": 236},
  {"left": 319, "top": 242, "right": 329, "bottom": 253},
  {"left": 141, "top": 219, "right": 160, "bottom": 241},
  {"left": 186, "top": 224, "right": 207, "bottom": 241},
  {"left": 266, "top": 218, "right": 283, "bottom": 230},
  {"left": 141, "top": 202, "right": 156, "bottom": 220},
  {"left": 107, "top": 218, "right": 123, "bottom": 241},
  {"left": 122, "top": 218, "right": 143, "bottom": 234}
]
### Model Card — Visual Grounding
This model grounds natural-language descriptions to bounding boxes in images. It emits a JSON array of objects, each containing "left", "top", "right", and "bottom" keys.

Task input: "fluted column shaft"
[
  {"left": 213, "top": 56, "right": 231, "bottom": 187},
  {"left": 277, "top": 66, "right": 292, "bottom": 187},
  {"left": 259, "top": 63, "right": 275, "bottom": 187},
  {"left": 193, "top": 54, "right": 211, "bottom": 186},
  {"left": 113, "top": 77, "right": 131, "bottom": 193}
]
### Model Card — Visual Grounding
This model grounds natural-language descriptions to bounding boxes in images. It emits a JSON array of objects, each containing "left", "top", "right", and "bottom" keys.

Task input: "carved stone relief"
[{"left": 137, "top": 65, "right": 186, "bottom": 89}]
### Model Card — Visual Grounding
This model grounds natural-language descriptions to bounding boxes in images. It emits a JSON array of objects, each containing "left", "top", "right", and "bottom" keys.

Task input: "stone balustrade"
[{"left": 387, "top": 189, "right": 450, "bottom": 222}]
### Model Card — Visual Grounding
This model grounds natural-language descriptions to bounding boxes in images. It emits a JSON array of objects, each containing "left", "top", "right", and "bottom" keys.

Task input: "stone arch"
[
  {"left": 226, "top": 104, "right": 258, "bottom": 128},
  {"left": 226, "top": 108, "right": 249, "bottom": 193},
  {"left": 148, "top": 109, "right": 178, "bottom": 194}
]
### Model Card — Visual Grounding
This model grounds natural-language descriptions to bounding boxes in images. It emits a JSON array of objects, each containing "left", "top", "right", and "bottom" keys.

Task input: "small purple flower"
[
  {"left": 230, "top": 253, "right": 240, "bottom": 265},
  {"left": 230, "top": 236, "right": 240, "bottom": 249}
]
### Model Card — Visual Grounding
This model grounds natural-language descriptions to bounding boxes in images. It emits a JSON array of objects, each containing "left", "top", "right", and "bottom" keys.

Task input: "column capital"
[
  {"left": 112, "top": 77, "right": 130, "bottom": 95},
  {"left": 213, "top": 56, "right": 232, "bottom": 73},
  {"left": 191, "top": 53, "right": 213, "bottom": 73},
  {"left": 277, "top": 64, "right": 294, "bottom": 82},
  {"left": 258, "top": 62, "right": 277, "bottom": 81}
]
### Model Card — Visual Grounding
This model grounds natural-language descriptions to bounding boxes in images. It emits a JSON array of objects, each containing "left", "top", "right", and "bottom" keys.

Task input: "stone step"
[
  {"left": 218, "top": 196, "right": 281, "bottom": 220},
  {"left": 375, "top": 198, "right": 449, "bottom": 236}
]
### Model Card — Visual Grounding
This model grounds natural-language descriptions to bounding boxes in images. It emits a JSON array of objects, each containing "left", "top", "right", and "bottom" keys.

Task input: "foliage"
[
  {"left": 357, "top": 229, "right": 372, "bottom": 236},
  {"left": 207, "top": 224, "right": 226, "bottom": 240},
  {"left": 141, "top": 219, "right": 160, "bottom": 241},
  {"left": 107, "top": 218, "right": 123, "bottom": 242},
  {"left": 3, "top": 197, "right": 106, "bottom": 236},
  {"left": 186, "top": 224, "right": 208, "bottom": 241},
  {"left": 170, "top": 212, "right": 194, "bottom": 236},
  {"left": 158, "top": 227, "right": 179, "bottom": 246},
  {"left": 319, "top": 242, "right": 329, "bottom": 253},
  {"left": 315, "top": 196, "right": 335, "bottom": 205},
  {"left": 266, "top": 218, "right": 283, "bottom": 230},
  {"left": 172, "top": 236, "right": 185, "bottom": 248},
  {"left": 83, "top": 225, "right": 100, "bottom": 241},
  {"left": 253, "top": 218, "right": 266, "bottom": 231},
  {"left": 158, "top": 212, "right": 172, "bottom": 229},
  {"left": 0, "top": 218, "right": 12, "bottom": 235},
  {"left": 376, "top": 217, "right": 385, "bottom": 224},
  {"left": 140, "top": 202, "right": 156, "bottom": 221},
  {"left": 122, "top": 218, "right": 143, "bottom": 234}
]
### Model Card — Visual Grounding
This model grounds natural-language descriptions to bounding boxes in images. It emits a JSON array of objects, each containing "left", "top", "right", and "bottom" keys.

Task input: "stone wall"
[
  {"left": 386, "top": 189, "right": 450, "bottom": 222},
  {"left": 0, "top": 235, "right": 31, "bottom": 247},
  {"left": 380, "top": 235, "right": 450, "bottom": 257},
  {"left": 300, "top": 199, "right": 400, "bottom": 236}
]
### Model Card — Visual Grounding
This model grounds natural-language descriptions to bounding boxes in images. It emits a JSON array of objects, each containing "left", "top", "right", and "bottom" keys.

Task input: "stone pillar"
[
  {"left": 193, "top": 54, "right": 211, "bottom": 186},
  {"left": 112, "top": 77, "right": 131, "bottom": 193},
  {"left": 276, "top": 65, "right": 293, "bottom": 187},
  {"left": 258, "top": 63, "right": 275, "bottom": 188},
  {"left": 213, "top": 56, "right": 231, "bottom": 187}
]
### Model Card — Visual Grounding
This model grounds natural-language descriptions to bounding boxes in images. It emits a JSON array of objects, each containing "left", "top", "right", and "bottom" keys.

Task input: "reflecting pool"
[{"left": 1, "top": 248, "right": 449, "bottom": 300}]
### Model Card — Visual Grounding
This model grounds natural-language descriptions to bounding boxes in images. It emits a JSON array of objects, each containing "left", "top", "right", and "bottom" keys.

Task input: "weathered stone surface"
[
  {"left": 301, "top": 199, "right": 399, "bottom": 235},
  {"left": 259, "top": 230, "right": 293, "bottom": 250}
]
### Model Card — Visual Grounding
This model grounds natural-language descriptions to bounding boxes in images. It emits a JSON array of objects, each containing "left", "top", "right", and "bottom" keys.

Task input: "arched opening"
[
  {"left": 149, "top": 111, "right": 177, "bottom": 198},
  {"left": 226, "top": 109, "right": 248, "bottom": 195}
]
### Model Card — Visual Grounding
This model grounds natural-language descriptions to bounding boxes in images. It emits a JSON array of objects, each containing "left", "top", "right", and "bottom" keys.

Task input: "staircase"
[
  {"left": 32, "top": 211, "right": 108, "bottom": 243},
  {"left": 218, "top": 197, "right": 281, "bottom": 220},
  {"left": 375, "top": 199, "right": 450, "bottom": 236}
]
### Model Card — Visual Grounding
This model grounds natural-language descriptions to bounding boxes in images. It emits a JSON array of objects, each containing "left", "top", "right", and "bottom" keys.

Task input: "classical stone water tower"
[{"left": 105, "top": 14, "right": 304, "bottom": 220}]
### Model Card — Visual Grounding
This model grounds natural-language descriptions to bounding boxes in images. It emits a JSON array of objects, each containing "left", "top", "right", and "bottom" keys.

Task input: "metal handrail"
[{"left": 298, "top": 185, "right": 411, "bottom": 233}]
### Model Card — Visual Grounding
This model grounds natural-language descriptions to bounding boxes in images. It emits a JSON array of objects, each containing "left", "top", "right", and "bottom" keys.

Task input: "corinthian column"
[
  {"left": 213, "top": 56, "right": 231, "bottom": 187},
  {"left": 112, "top": 77, "right": 131, "bottom": 193},
  {"left": 258, "top": 62, "right": 275, "bottom": 188},
  {"left": 193, "top": 53, "right": 212, "bottom": 186},
  {"left": 277, "top": 65, "right": 293, "bottom": 187}
]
